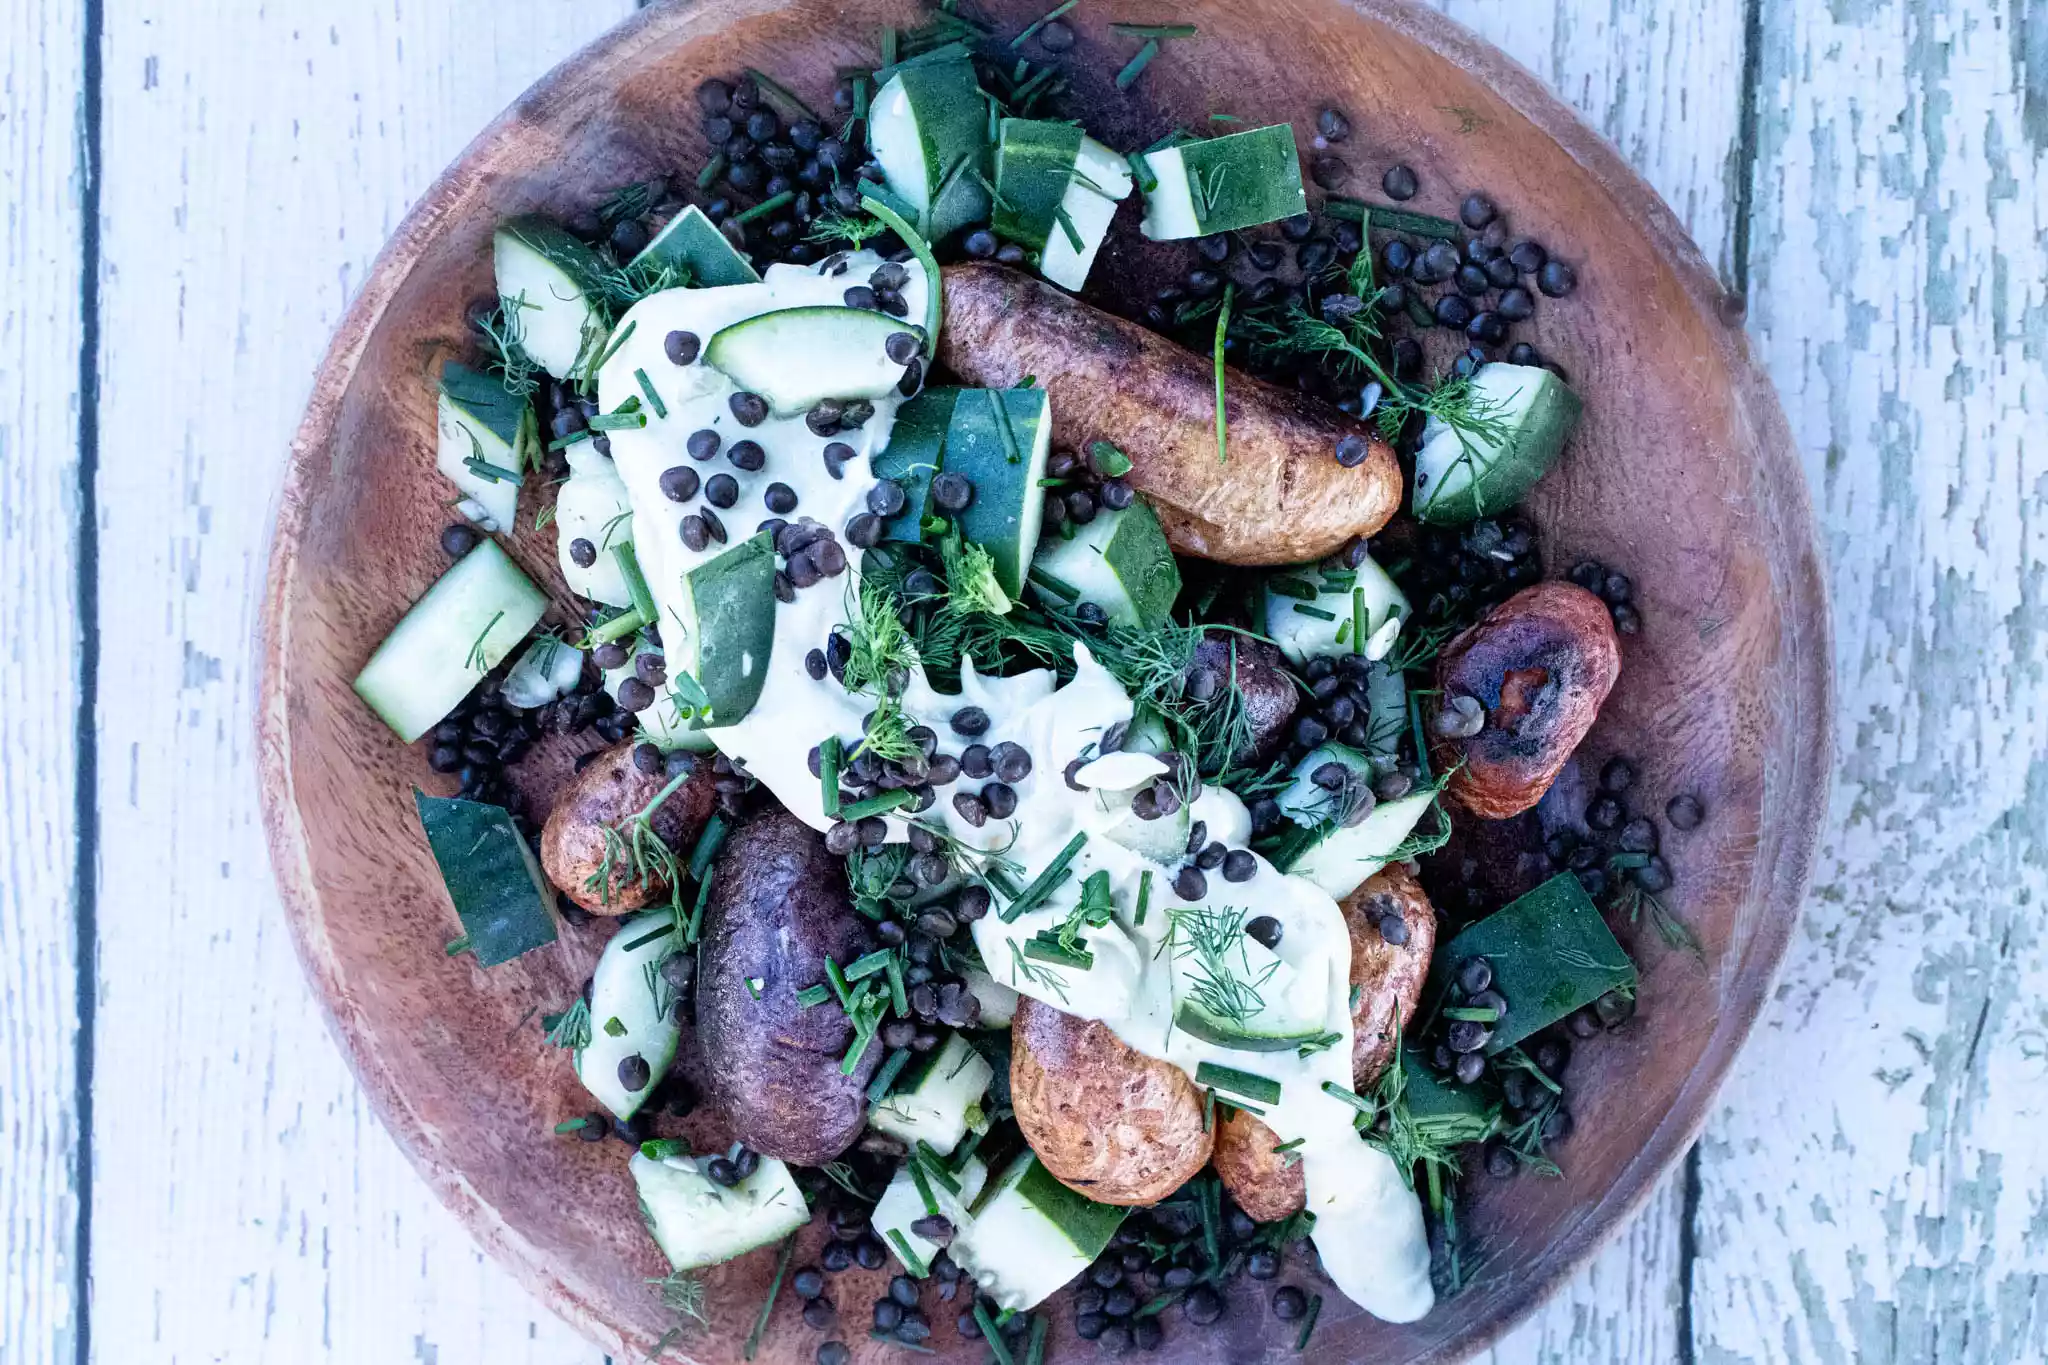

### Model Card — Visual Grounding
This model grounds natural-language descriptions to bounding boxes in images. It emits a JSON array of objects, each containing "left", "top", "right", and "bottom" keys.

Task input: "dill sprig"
[
  {"left": 584, "top": 768, "right": 694, "bottom": 913},
  {"left": 806, "top": 209, "right": 890, "bottom": 248},
  {"left": 601, "top": 255, "right": 690, "bottom": 310},
  {"left": 541, "top": 997, "right": 592, "bottom": 1051},
  {"left": 1359, "top": 1042, "right": 1500, "bottom": 1185},
  {"left": 1165, "top": 905, "right": 1275, "bottom": 1028},
  {"left": 477, "top": 303, "right": 542, "bottom": 399}
]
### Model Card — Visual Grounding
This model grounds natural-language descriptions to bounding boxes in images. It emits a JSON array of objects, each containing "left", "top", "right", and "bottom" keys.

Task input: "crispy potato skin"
[
  {"left": 1344, "top": 863, "right": 1439, "bottom": 1088},
  {"left": 539, "top": 743, "right": 716, "bottom": 912},
  {"left": 696, "top": 811, "right": 878, "bottom": 1165},
  {"left": 1212, "top": 1109, "right": 1305, "bottom": 1223},
  {"left": 1434, "top": 582, "right": 1622, "bottom": 818},
  {"left": 1010, "top": 997, "right": 1214, "bottom": 1206},
  {"left": 938, "top": 263, "right": 1400, "bottom": 565},
  {"left": 1213, "top": 866, "right": 1437, "bottom": 1222}
]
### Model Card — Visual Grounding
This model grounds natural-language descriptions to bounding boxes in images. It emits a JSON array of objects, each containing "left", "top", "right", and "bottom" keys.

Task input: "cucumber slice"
[
  {"left": 501, "top": 634, "right": 585, "bottom": 709},
  {"left": 870, "top": 60, "right": 992, "bottom": 242},
  {"left": 993, "top": 120, "right": 1134, "bottom": 291},
  {"left": 953, "top": 1152, "right": 1129, "bottom": 1311},
  {"left": 353, "top": 539, "right": 548, "bottom": 743},
  {"left": 1169, "top": 928, "right": 1329, "bottom": 1051},
  {"left": 872, "top": 1155, "right": 988, "bottom": 1278},
  {"left": 868, "top": 1032, "right": 994, "bottom": 1156},
  {"left": 1139, "top": 126, "right": 1307, "bottom": 239},
  {"left": 1275, "top": 742, "right": 1376, "bottom": 827},
  {"left": 435, "top": 362, "right": 530, "bottom": 533},
  {"left": 1286, "top": 795, "right": 1440, "bottom": 900},
  {"left": 553, "top": 444, "right": 636, "bottom": 607},
  {"left": 1429, "top": 873, "right": 1637, "bottom": 1053},
  {"left": 631, "top": 1149, "right": 810, "bottom": 1272},
  {"left": 1412, "top": 363, "right": 1583, "bottom": 524},
  {"left": 575, "top": 911, "right": 684, "bottom": 1119},
  {"left": 494, "top": 217, "right": 612, "bottom": 380},
  {"left": 937, "top": 387, "right": 1052, "bottom": 598},
  {"left": 1263, "top": 557, "right": 1408, "bottom": 665},
  {"left": 703, "top": 305, "right": 918, "bottom": 416},
  {"left": 414, "top": 793, "right": 559, "bottom": 966},
  {"left": 671, "top": 533, "right": 779, "bottom": 729},
  {"left": 1032, "top": 498, "right": 1180, "bottom": 630},
  {"left": 635, "top": 204, "right": 760, "bottom": 288},
  {"left": 871, "top": 385, "right": 960, "bottom": 542}
]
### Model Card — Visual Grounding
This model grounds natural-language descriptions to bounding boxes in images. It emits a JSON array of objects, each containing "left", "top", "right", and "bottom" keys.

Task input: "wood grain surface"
[{"left": 1, "top": 0, "right": 2038, "bottom": 1362}]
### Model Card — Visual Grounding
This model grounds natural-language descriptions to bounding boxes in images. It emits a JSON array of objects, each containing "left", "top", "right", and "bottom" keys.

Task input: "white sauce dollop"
[{"left": 598, "top": 255, "right": 1431, "bottom": 1323}]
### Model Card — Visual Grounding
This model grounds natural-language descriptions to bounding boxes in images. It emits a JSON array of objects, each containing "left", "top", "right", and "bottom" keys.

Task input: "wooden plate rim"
[{"left": 253, "top": 0, "right": 1834, "bottom": 1359}]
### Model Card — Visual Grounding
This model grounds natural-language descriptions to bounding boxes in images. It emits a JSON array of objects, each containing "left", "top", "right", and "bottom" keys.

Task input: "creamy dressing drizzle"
[{"left": 598, "top": 254, "right": 1431, "bottom": 1323}]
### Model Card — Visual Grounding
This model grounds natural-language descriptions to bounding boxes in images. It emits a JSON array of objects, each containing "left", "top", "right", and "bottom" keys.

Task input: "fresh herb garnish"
[
  {"left": 1165, "top": 905, "right": 1275, "bottom": 1028},
  {"left": 742, "top": 1232, "right": 798, "bottom": 1361},
  {"left": 1213, "top": 281, "right": 1234, "bottom": 463}
]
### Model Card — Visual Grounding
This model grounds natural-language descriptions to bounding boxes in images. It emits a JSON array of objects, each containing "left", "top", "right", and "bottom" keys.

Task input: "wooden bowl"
[{"left": 256, "top": 0, "right": 1831, "bottom": 1360}]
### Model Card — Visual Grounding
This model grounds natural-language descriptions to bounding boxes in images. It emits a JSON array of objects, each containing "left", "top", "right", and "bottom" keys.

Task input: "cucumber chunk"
[
  {"left": 414, "top": 793, "right": 559, "bottom": 966},
  {"left": 870, "top": 59, "right": 992, "bottom": 242},
  {"left": 871, "top": 385, "right": 960, "bottom": 542},
  {"left": 634, "top": 203, "right": 760, "bottom": 288},
  {"left": 1412, "top": 363, "right": 1582, "bottom": 524},
  {"left": 1169, "top": 927, "right": 1330, "bottom": 1052},
  {"left": 553, "top": 444, "right": 636, "bottom": 607},
  {"left": 1269, "top": 744, "right": 1443, "bottom": 898},
  {"left": 1428, "top": 873, "right": 1637, "bottom": 1052},
  {"left": 631, "top": 1149, "right": 810, "bottom": 1273},
  {"left": 994, "top": 120, "right": 1134, "bottom": 291},
  {"left": 435, "top": 362, "right": 530, "bottom": 533},
  {"left": 1032, "top": 498, "right": 1180, "bottom": 630},
  {"left": 501, "top": 634, "right": 585, "bottom": 709},
  {"left": 872, "top": 1155, "right": 989, "bottom": 1278},
  {"left": 494, "top": 217, "right": 612, "bottom": 380},
  {"left": 1263, "top": 557, "right": 1408, "bottom": 665},
  {"left": 936, "top": 387, "right": 1052, "bottom": 599},
  {"left": 953, "top": 1152, "right": 1128, "bottom": 1311},
  {"left": 670, "top": 533, "right": 779, "bottom": 729},
  {"left": 868, "top": 1032, "right": 994, "bottom": 1156},
  {"left": 703, "top": 305, "right": 918, "bottom": 416},
  {"left": 1139, "top": 126, "right": 1307, "bottom": 239},
  {"left": 575, "top": 911, "right": 684, "bottom": 1119},
  {"left": 353, "top": 539, "right": 548, "bottom": 743}
]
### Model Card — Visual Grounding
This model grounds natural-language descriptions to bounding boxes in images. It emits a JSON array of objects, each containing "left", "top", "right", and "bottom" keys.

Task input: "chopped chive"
[
  {"left": 884, "top": 1226, "right": 930, "bottom": 1277},
  {"left": 621, "top": 917, "right": 675, "bottom": 953},
  {"left": 880, "top": 25, "right": 898, "bottom": 67},
  {"left": 686, "top": 868, "right": 715, "bottom": 943},
  {"left": 1087, "top": 440, "right": 1133, "bottom": 476},
  {"left": 796, "top": 983, "right": 832, "bottom": 1009},
  {"left": 1349, "top": 984, "right": 1363, "bottom": 1010},
  {"left": 687, "top": 812, "right": 729, "bottom": 883},
  {"left": 845, "top": 948, "right": 896, "bottom": 981},
  {"left": 546, "top": 427, "right": 596, "bottom": 452},
  {"left": 973, "top": 1305, "right": 1016, "bottom": 1365},
  {"left": 743, "top": 67, "right": 822, "bottom": 122},
  {"left": 1110, "top": 21, "right": 1197, "bottom": 37},
  {"left": 1125, "top": 150, "right": 1159, "bottom": 194},
  {"left": 885, "top": 955, "right": 910, "bottom": 1017},
  {"left": 1267, "top": 575, "right": 1321, "bottom": 600},
  {"left": 1134, "top": 1290, "right": 1185, "bottom": 1318},
  {"left": 840, "top": 1020, "right": 878, "bottom": 1076},
  {"left": 987, "top": 389, "right": 1024, "bottom": 466},
  {"left": 1114, "top": 38, "right": 1160, "bottom": 90},
  {"left": 639, "top": 1137, "right": 692, "bottom": 1160},
  {"left": 1026, "top": 565, "right": 1082, "bottom": 601},
  {"left": 915, "top": 1143, "right": 963, "bottom": 1196},
  {"left": 1335, "top": 618, "right": 1353, "bottom": 645},
  {"left": 1213, "top": 282, "right": 1233, "bottom": 463},
  {"left": 819, "top": 735, "right": 843, "bottom": 817},
  {"left": 733, "top": 189, "right": 796, "bottom": 226},
  {"left": 585, "top": 411, "right": 645, "bottom": 431},
  {"left": 613, "top": 543, "right": 658, "bottom": 626},
  {"left": 1292, "top": 603, "right": 1338, "bottom": 622},
  {"left": 1010, "top": 0, "right": 1079, "bottom": 48},
  {"left": 866, "top": 1046, "right": 914, "bottom": 1102},
  {"left": 1201, "top": 1087, "right": 1215, "bottom": 1132},
  {"left": 1050, "top": 201, "right": 1085, "bottom": 253},
  {"left": 1000, "top": 832, "right": 1089, "bottom": 922},
  {"left": 1333, "top": 199, "right": 1460, "bottom": 239},
  {"left": 859, "top": 194, "right": 942, "bottom": 358},
  {"left": 1134, "top": 869, "right": 1152, "bottom": 927},
  {"left": 584, "top": 607, "right": 646, "bottom": 647},
  {"left": 742, "top": 1232, "right": 798, "bottom": 1361},
  {"left": 824, "top": 958, "right": 853, "bottom": 1009},
  {"left": 1443, "top": 1005, "right": 1502, "bottom": 1022},
  {"left": 1025, "top": 1313, "right": 1048, "bottom": 1365},
  {"left": 1319, "top": 1079, "right": 1375, "bottom": 1117},
  {"left": 1351, "top": 585, "right": 1367, "bottom": 655},
  {"left": 838, "top": 788, "right": 915, "bottom": 821},
  {"left": 907, "top": 1153, "right": 941, "bottom": 1218},
  {"left": 1023, "top": 938, "right": 1094, "bottom": 970},
  {"left": 867, "top": 1331, "right": 936, "bottom": 1355},
  {"left": 744, "top": 976, "right": 764, "bottom": 999},
  {"left": 586, "top": 319, "right": 638, "bottom": 381},
  {"left": 696, "top": 152, "right": 729, "bottom": 191},
  {"left": 633, "top": 368, "right": 668, "bottom": 419},
  {"left": 463, "top": 455, "right": 522, "bottom": 483},
  {"left": 553, "top": 1117, "right": 590, "bottom": 1134},
  {"left": 1195, "top": 1061, "right": 1282, "bottom": 1106},
  {"left": 444, "top": 934, "right": 471, "bottom": 957},
  {"left": 1294, "top": 1293, "right": 1323, "bottom": 1351}
]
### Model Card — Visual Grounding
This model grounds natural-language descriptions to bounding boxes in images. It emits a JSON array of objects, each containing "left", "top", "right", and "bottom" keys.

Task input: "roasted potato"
[
  {"left": 1211, "top": 1108, "right": 1305, "bottom": 1223},
  {"left": 1433, "top": 582, "right": 1621, "bottom": 818},
  {"left": 1213, "top": 865, "right": 1438, "bottom": 1221},
  {"left": 939, "top": 263, "right": 1401, "bottom": 565},
  {"left": 695, "top": 810, "right": 879, "bottom": 1165},
  {"left": 1010, "top": 997, "right": 1213, "bottom": 1205},
  {"left": 1343, "top": 863, "right": 1439, "bottom": 1086},
  {"left": 540, "top": 742, "right": 716, "bottom": 912},
  {"left": 1190, "top": 631, "right": 1296, "bottom": 767}
]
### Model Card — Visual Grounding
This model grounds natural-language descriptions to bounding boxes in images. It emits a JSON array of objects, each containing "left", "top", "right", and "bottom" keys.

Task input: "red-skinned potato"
[
  {"left": 539, "top": 742, "right": 716, "bottom": 913},
  {"left": 1433, "top": 582, "right": 1621, "bottom": 818}
]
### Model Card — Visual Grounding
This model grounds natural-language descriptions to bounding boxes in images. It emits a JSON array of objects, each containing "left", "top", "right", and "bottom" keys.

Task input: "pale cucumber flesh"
[
  {"left": 631, "top": 1150, "right": 810, "bottom": 1272},
  {"left": 575, "top": 912, "right": 683, "bottom": 1119},
  {"left": 1263, "top": 556, "right": 1409, "bottom": 665},
  {"left": 703, "top": 305, "right": 917, "bottom": 416}
]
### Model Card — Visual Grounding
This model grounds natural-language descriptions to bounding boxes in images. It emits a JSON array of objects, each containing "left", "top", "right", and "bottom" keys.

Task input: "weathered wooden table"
[{"left": 4, "top": 0, "right": 2043, "bottom": 1360}]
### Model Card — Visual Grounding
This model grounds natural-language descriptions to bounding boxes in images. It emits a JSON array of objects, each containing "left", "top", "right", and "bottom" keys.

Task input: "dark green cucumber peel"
[
  {"left": 1099, "top": 499, "right": 1180, "bottom": 629},
  {"left": 871, "top": 385, "right": 960, "bottom": 542},
  {"left": 937, "top": 387, "right": 1050, "bottom": 598},
  {"left": 415, "top": 792, "right": 559, "bottom": 966},
  {"left": 1430, "top": 873, "right": 1637, "bottom": 1054},
  {"left": 440, "top": 361, "right": 528, "bottom": 444},
  {"left": 499, "top": 215, "right": 612, "bottom": 292},
  {"left": 682, "top": 533, "right": 780, "bottom": 727},
  {"left": 634, "top": 204, "right": 760, "bottom": 288},
  {"left": 993, "top": 118, "right": 1085, "bottom": 251},
  {"left": 1176, "top": 125, "right": 1306, "bottom": 234}
]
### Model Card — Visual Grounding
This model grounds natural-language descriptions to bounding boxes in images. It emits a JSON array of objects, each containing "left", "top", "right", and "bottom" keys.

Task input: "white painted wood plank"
[
  {"left": 1430, "top": 1, "right": 1747, "bottom": 1360},
  {"left": 0, "top": 3, "right": 85, "bottom": 1363},
  {"left": 88, "top": 4, "right": 632, "bottom": 1362},
  {"left": 1694, "top": 0, "right": 2048, "bottom": 1358}
]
